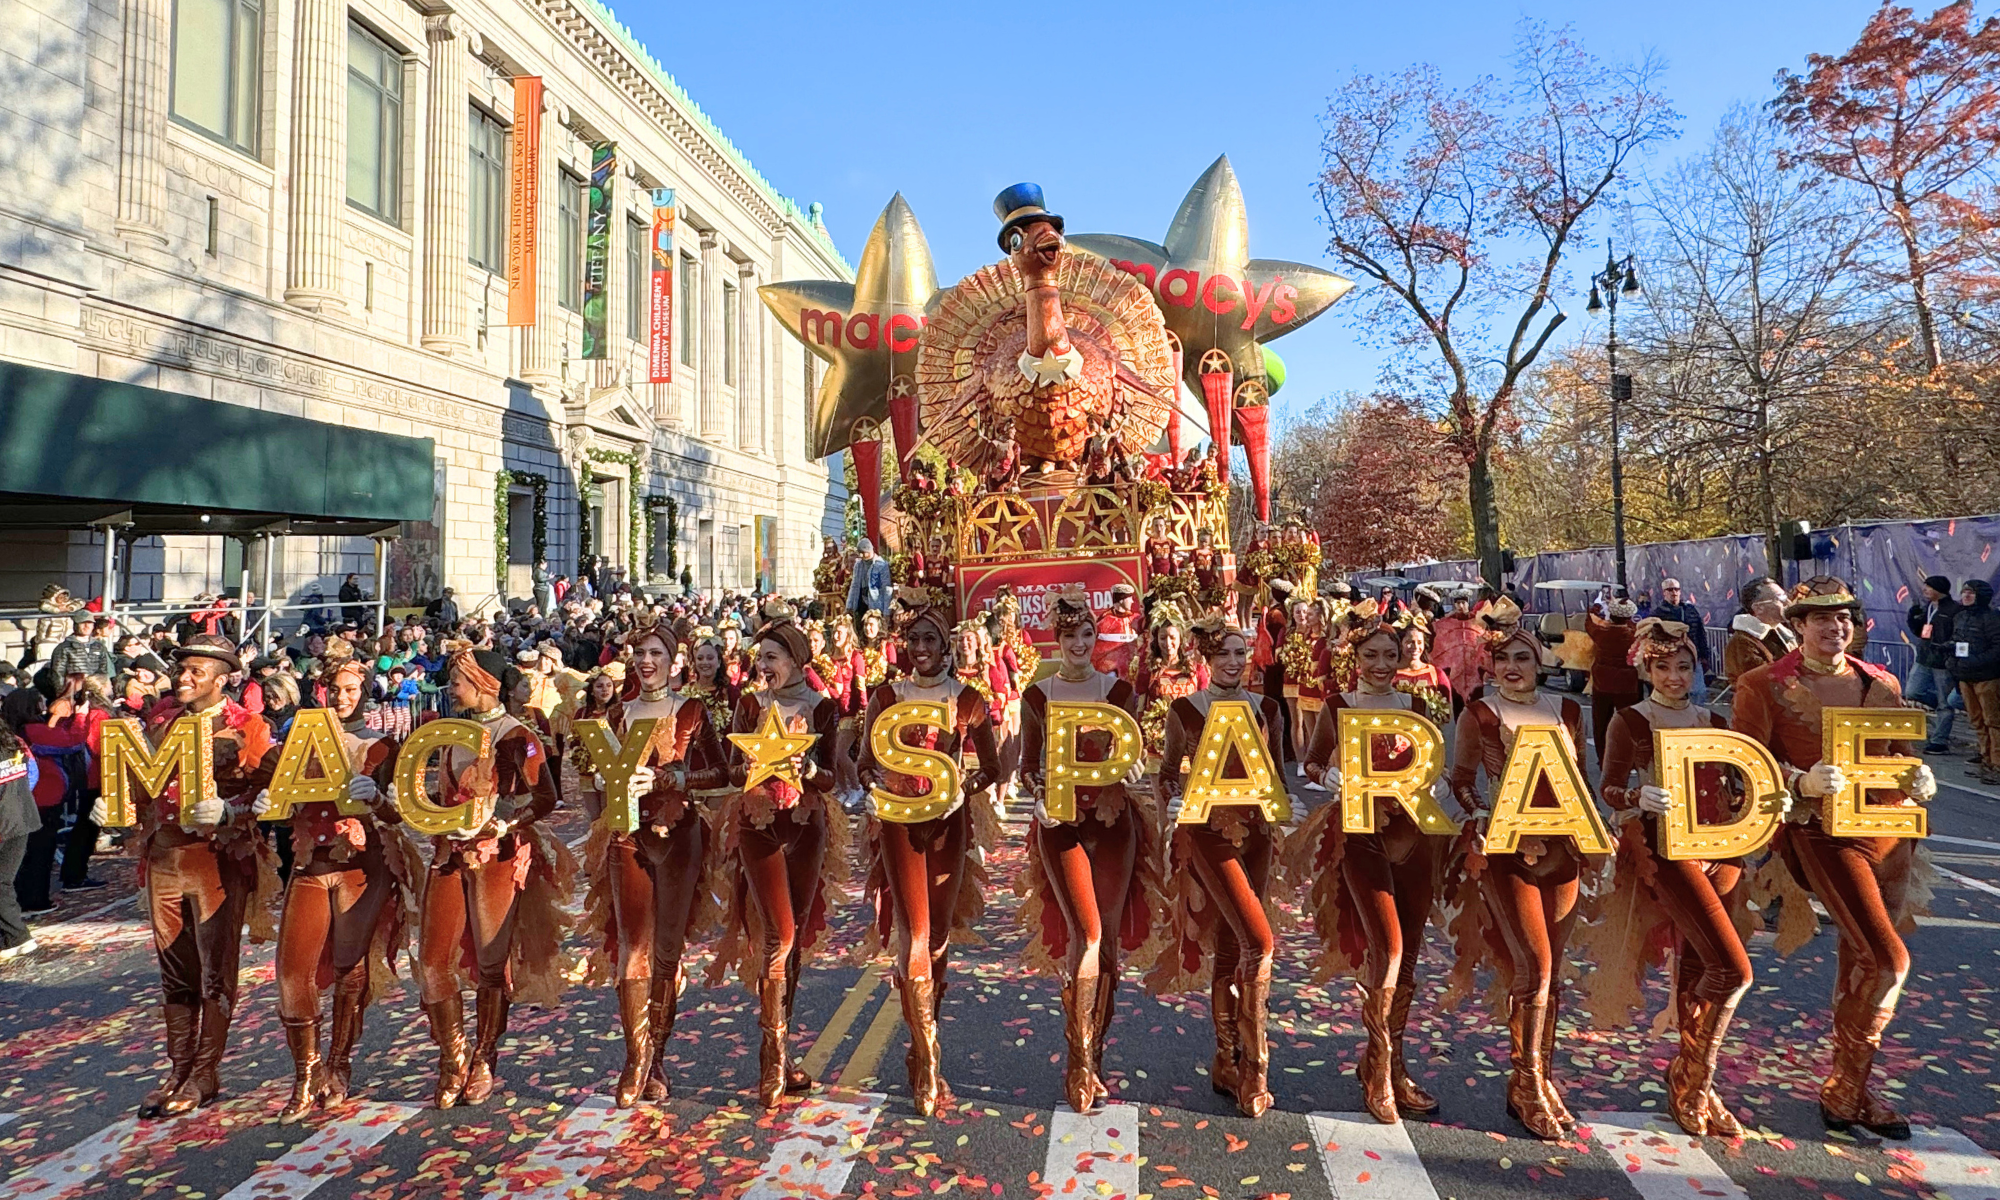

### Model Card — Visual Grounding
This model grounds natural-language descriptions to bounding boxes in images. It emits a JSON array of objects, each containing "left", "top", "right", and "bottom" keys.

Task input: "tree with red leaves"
[
  {"left": 1317, "top": 22, "right": 1678, "bottom": 586},
  {"left": 1314, "top": 397, "right": 1462, "bottom": 574},
  {"left": 1773, "top": 1, "right": 2000, "bottom": 372}
]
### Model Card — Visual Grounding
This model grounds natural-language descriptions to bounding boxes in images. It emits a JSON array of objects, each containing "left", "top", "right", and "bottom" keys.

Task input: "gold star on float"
[
  {"left": 967, "top": 495, "right": 1039, "bottom": 557},
  {"left": 728, "top": 702, "right": 819, "bottom": 792},
  {"left": 1068, "top": 155, "right": 1353, "bottom": 403},
  {"left": 759, "top": 194, "right": 939, "bottom": 458}
]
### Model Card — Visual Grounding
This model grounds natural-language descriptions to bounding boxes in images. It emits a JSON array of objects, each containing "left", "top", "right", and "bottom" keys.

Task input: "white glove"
[
  {"left": 88, "top": 796, "right": 109, "bottom": 826},
  {"left": 183, "top": 793, "right": 227, "bottom": 829},
  {"left": 347, "top": 775, "right": 380, "bottom": 806},
  {"left": 591, "top": 772, "right": 607, "bottom": 792},
  {"left": 248, "top": 789, "right": 274, "bottom": 819},
  {"left": 1798, "top": 763, "right": 1848, "bottom": 798},
  {"left": 1906, "top": 763, "right": 1937, "bottom": 801},
  {"left": 625, "top": 766, "right": 657, "bottom": 795},
  {"left": 1316, "top": 767, "right": 1344, "bottom": 795},
  {"left": 1637, "top": 784, "right": 1673, "bottom": 815}
]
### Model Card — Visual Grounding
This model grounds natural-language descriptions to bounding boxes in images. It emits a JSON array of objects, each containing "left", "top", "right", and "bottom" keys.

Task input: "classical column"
[
  {"left": 699, "top": 232, "right": 724, "bottom": 441},
  {"left": 285, "top": 0, "right": 347, "bottom": 312},
  {"left": 114, "top": 0, "right": 170, "bottom": 248},
  {"left": 420, "top": 14, "right": 473, "bottom": 354},
  {"left": 522, "top": 94, "right": 563, "bottom": 387},
  {"left": 737, "top": 261, "right": 763, "bottom": 452}
]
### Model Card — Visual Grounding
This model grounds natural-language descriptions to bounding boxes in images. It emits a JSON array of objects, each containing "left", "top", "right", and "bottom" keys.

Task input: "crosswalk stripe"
[
  {"left": 0, "top": 1114, "right": 16, "bottom": 1130},
  {"left": 1581, "top": 1111, "right": 1750, "bottom": 1200},
  {"left": 739, "top": 1091, "right": 884, "bottom": 1200},
  {"left": 1307, "top": 1112, "right": 1442, "bottom": 1200},
  {"left": 1038, "top": 1102, "right": 1140, "bottom": 1200},
  {"left": 0, "top": 1116, "right": 178, "bottom": 1200},
  {"left": 1900, "top": 1125, "right": 2000, "bottom": 1200},
  {"left": 215, "top": 1103, "right": 419, "bottom": 1200},
  {"left": 1935, "top": 864, "right": 2000, "bottom": 901},
  {"left": 499, "top": 1096, "right": 651, "bottom": 1200}
]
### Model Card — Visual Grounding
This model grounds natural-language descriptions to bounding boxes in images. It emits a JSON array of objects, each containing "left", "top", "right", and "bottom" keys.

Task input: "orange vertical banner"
[
  {"left": 504, "top": 75, "right": 543, "bottom": 327},
  {"left": 648, "top": 190, "right": 675, "bottom": 383}
]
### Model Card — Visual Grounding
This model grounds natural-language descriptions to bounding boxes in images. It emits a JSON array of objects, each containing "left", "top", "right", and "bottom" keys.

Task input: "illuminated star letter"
[
  {"left": 730, "top": 703, "right": 819, "bottom": 793},
  {"left": 1178, "top": 699, "right": 1291, "bottom": 825}
]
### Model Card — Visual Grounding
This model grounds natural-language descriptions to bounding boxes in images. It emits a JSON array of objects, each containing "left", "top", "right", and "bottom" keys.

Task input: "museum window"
[
  {"left": 170, "top": 0, "right": 261, "bottom": 154},
  {"left": 627, "top": 215, "right": 647, "bottom": 343},
  {"left": 344, "top": 22, "right": 402, "bottom": 222},
  {"left": 467, "top": 106, "right": 508, "bottom": 272},
  {"left": 722, "top": 282, "right": 738, "bottom": 386},
  {"left": 558, "top": 169, "right": 583, "bottom": 312},
  {"left": 678, "top": 253, "right": 697, "bottom": 368}
]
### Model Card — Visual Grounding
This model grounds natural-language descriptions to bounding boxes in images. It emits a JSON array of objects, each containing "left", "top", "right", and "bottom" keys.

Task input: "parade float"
[{"left": 764, "top": 157, "right": 1351, "bottom": 653}]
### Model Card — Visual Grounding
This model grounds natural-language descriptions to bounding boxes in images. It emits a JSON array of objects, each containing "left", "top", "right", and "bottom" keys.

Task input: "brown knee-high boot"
[
  {"left": 642, "top": 967, "right": 682, "bottom": 1103},
  {"left": 1234, "top": 965, "right": 1274, "bottom": 1118},
  {"left": 1541, "top": 985, "right": 1574, "bottom": 1128},
  {"left": 1209, "top": 978, "right": 1240, "bottom": 1098},
  {"left": 614, "top": 978, "right": 652, "bottom": 1108},
  {"left": 781, "top": 948, "right": 813, "bottom": 1094},
  {"left": 426, "top": 995, "right": 470, "bottom": 1109},
  {"left": 1062, "top": 975, "right": 1101, "bottom": 1114},
  {"left": 139, "top": 1003, "right": 198, "bottom": 1119},
  {"left": 461, "top": 986, "right": 509, "bottom": 1105},
  {"left": 1357, "top": 986, "right": 1397, "bottom": 1124},
  {"left": 1388, "top": 984, "right": 1438, "bottom": 1114},
  {"left": 757, "top": 974, "right": 789, "bottom": 1109},
  {"left": 1089, "top": 968, "right": 1117, "bottom": 1105},
  {"left": 279, "top": 1017, "right": 323, "bottom": 1123},
  {"left": 1821, "top": 1000, "right": 1908, "bottom": 1139},
  {"left": 899, "top": 975, "right": 944, "bottom": 1116},
  {"left": 164, "top": 998, "right": 231, "bottom": 1114},
  {"left": 1505, "top": 997, "right": 1563, "bottom": 1140},
  {"left": 321, "top": 966, "right": 368, "bottom": 1107}
]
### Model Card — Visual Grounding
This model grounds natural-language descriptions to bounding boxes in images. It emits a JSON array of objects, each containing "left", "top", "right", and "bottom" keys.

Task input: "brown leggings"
[
  {"left": 419, "top": 847, "right": 526, "bottom": 998},
  {"left": 1036, "top": 804, "right": 1140, "bottom": 981},
  {"left": 607, "top": 813, "right": 710, "bottom": 982},
  {"left": 737, "top": 805, "right": 828, "bottom": 981},
  {"left": 1339, "top": 820, "right": 1438, "bottom": 993},
  {"left": 1185, "top": 820, "right": 1275, "bottom": 984},
  {"left": 1479, "top": 844, "right": 1582, "bottom": 1002},
  {"left": 277, "top": 848, "right": 394, "bottom": 1019},
  {"left": 1640, "top": 816, "right": 1750, "bottom": 1005},
  {"left": 1780, "top": 824, "right": 1911, "bottom": 1011},
  {"left": 147, "top": 840, "right": 252, "bottom": 1008},
  {"left": 880, "top": 807, "right": 969, "bottom": 984}
]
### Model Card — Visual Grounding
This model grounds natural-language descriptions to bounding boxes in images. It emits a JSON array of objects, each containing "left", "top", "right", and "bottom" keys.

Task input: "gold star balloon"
[
  {"left": 1068, "top": 155, "right": 1353, "bottom": 399},
  {"left": 759, "top": 194, "right": 940, "bottom": 460},
  {"left": 728, "top": 701, "right": 819, "bottom": 793}
]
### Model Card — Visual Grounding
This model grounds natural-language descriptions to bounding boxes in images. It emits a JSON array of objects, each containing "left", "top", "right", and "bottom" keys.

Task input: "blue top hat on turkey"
[{"left": 993, "top": 183, "right": 1064, "bottom": 252}]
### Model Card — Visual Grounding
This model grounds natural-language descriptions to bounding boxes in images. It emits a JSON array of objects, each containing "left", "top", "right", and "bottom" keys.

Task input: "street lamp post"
[{"left": 1587, "top": 242, "right": 1641, "bottom": 594}]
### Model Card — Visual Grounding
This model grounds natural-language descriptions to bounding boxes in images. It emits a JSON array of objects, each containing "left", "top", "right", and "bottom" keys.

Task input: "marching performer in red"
[
  {"left": 124, "top": 635, "right": 278, "bottom": 1118},
  {"left": 1594, "top": 618, "right": 1752, "bottom": 1136},
  {"left": 1446, "top": 628, "right": 1589, "bottom": 1140},
  {"left": 1136, "top": 607, "right": 1204, "bottom": 768},
  {"left": 578, "top": 616, "right": 729, "bottom": 1107},
  {"left": 271, "top": 656, "right": 422, "bottom": 1121},
  {"left": 1151, "top": 617, "right": 1286, "bottom": 1117},
  {"left": 711, "top": 608, "right": 846, "bottom": 1108},
  {"left": 1018, "top": 592, "right": 1167, "bottom": 1113},
  {"left": 855, "top": 593, "right": 1001, "bottom": 1114},
  {"left": 417, "top": 649, "right": 569, "bottom": 1110},
  {"left": 1731, "top": 577, "right": 1935, "bottom": 1139},
  {"left": 1291, "top": 621, "right": 1451, "bottom": 1123},
  {"left": 1092, "top": 584, "right": 1143, "bottom": 679}
]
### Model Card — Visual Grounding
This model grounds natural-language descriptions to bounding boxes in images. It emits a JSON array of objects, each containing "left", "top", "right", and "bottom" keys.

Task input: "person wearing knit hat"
[
  {"left": 1015, "top": 589, "right": 1167, "bottom": 1114},
  {"left": 1731, "top": 575, "right": 1935, "bottom": 1139},
  {"left": 850, "top": 590, "right": 1000, "bottom": 1115},
  {"left": 1594, "top": 618, "right": 1754, "bottom": 1137},
  {"left": 415, "top": 647, "right": 567, "bottom": 1111},
  {"left": 1904, "top": 574, "right": 1962, "bottom": 752},
  {"left": 1443, "top": 623, "right": 1589, "bottom": 1140},
  {"left": 711, "top": 611, "right": 844, "bottom": 1108},
  {"left": 114, "top": 630, "right": 277, "bottom": 1120},
  {"left": 576, "top": 613, "right": 730, "bottom": 1108},
  {"left": 266, "top": 651, "right": 420, "bottom": 1122}
]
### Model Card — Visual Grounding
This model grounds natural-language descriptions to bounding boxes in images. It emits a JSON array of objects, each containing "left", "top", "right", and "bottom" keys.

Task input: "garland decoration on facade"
[
  {"left": 581, "top": 447, "right": 645, "bottom": 580},
  {"left": 493, "top": 470, "right": 549, "bottom": 591},
  {"left": 644, "top": 494, "right": 679, "bottom": 580}
]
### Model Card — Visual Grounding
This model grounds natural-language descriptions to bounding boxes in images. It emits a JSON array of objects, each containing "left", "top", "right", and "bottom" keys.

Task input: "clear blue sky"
[{"left": 618, "top": 0, "right": 1886, "bottom": 425}]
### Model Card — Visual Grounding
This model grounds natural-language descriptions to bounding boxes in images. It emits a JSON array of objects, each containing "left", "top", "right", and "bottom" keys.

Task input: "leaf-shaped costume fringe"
[
  {"left": 506, "top": 824, "right": 579, "bottom": 1009},
  {"left": 706, "top": 790, "right": 853, "bottom": 992},
  {"left": 1278, "top": 800, "right": 1363, "bottom": 983},
  {"left": 1572, "top": 819, "right": 1675, "bottom": 1029},
  {"left": 247, "top": 834, "right": 283, "bottom": 946},
  {"left": 575, "top": 808, "right": 725, "bottom": 989},
  {"left": 1439, "top": 829, "right": 1510, "bottom": 1013},
  {"left": 1014, "top": 788, "right": 1171, "bottom": 981},
  {"left": 366, "top": 821, "right": 427, "bottom": 1003},
  {"left": 1142, "top": 812, "right": 1291, "bottom": 997}
]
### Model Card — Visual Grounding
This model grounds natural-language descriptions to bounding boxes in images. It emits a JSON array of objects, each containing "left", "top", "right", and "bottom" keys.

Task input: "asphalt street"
[{"left": 5, "top": 708, "right": 2000, "bottom": 1200}]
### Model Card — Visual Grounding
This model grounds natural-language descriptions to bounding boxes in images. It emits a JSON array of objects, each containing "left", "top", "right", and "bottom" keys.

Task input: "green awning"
[{"left": 0, "top": 363, "right": 435, "bottom": 528}]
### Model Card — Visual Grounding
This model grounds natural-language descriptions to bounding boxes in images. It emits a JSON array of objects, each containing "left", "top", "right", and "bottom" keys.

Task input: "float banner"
[
  {"left": 581, "top": 142, "right": 617, "bottom": 359},
  {"left": 648, "top": 188, "right": 675, "bottom": 383},
  {"left": 503, "top": 76, "right": 543, "bottom": 326},
  {"left": 957, "top": 553, "right": 1143, "bottom": 659}
]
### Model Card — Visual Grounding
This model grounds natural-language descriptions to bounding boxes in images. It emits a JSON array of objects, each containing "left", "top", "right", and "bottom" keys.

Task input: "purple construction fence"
[{"left": 1357, "top": 513, "right": 2000, "bottom": 679}]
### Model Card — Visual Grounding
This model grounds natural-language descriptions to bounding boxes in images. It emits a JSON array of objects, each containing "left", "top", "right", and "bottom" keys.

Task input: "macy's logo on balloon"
[
  {"left": 1105, "top": 261, "right": 1299, "bottom": 330},
  {"left": 799, "top": 310, "right": 927, "bottom": 352}
]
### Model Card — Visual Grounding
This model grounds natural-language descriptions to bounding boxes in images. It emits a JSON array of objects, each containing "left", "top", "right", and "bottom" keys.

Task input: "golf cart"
[{"left": 1532, "top": 580, "right": 1613, "bottom": 693}]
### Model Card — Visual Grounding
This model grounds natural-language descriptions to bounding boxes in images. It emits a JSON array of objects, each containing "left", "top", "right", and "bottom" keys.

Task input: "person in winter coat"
[
  {"left": 1951, "top": 579, "right": 2000, "bottom": 783},
  {"left": 3, "top": 688, "right": 86, "bottom": 915},
  {"left": 0, "top": 718, "right": 39, "bottom": 958},
  {"left": 50, "top": 615, "right": 113, "bottom": 685},
  {"left": 1650, "top": 579, "right": 1712, "bottom": 702},
  {"left": 1906, "top": 576, "right": 1963, "bottom": 752}
]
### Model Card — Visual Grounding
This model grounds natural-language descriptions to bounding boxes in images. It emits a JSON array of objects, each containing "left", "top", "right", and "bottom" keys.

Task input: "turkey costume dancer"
[
  {"left": 1731, "top": 577, "right": 1936, "bottom": 1139},
  {"left": 271, "top": 656, "right": 423, "bottom": 1122},
  {"left": 1445, "top": 628, "right": 1590, "bottom": 1140},
  {"left": 577, "top": 616, "right": 729, "bottom": 1107},
  {"left": 854, "top": 594, "right": 1001, "bottom": 1115},
  {"left": 128, "top": 634, "right": 279, "bottom": 1118},
  {"left": 417, "top": 649, "right": 570, "bottom": 1110},
  {"left": 1290, "top": 622, "right": 1450, "bottom": 1123},
  {"left": 1150, "top": 618, "right": 1287, "bottom": 1118},
  {"left": 1017, "top": 593, "right": 1168, "bottom": 1113},
  {"left": 1592, "top": 619, "right": 1752, "bottom": 1137},
  {"left": 710, "top": 610, "right": 847, "bottom": 1108}
]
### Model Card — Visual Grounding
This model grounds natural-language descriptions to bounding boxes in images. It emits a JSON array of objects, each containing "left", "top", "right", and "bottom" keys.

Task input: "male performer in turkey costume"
[
  {"left": 417, "top": 648, "right": 568, "bottom": 1110},
  {"left": 578, "top": 614, "right": 728, "bottom": 1107},
  {"left": 1731, "top": 577, "right": 1936, "bottom": 1139},
  {"left": 121, "top": 634, "right": 277, "bottom": 1118},
  {"left": 854, "top": 590, "right": 1000, "bottom": 1115}
]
